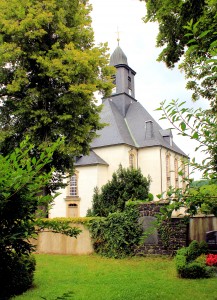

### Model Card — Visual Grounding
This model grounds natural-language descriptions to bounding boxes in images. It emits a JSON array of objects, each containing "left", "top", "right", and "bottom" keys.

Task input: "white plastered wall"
[
  {"left": 77, "top": 164, "right": 108, "bottom": 216},
  {"left": 138, "top": 146, "right": 187, "bottom": 199},
  {"left": 50, "top": 144, "right": 188, "bottom": 217},
  {"left": 49, "top": 178, "right": 68, "bottom": 218},
  {"left": 94, "top": 144, "right": 135, "bottom": 179}
]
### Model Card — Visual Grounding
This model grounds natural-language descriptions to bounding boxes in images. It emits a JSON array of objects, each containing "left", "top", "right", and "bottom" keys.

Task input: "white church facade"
[{"left": 50, "top": 46, "right": 188, "bottom": 218}]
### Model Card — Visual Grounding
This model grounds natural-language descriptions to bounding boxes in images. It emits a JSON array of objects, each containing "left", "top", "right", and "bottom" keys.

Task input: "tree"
[
  {"left": 157, "top": 100, "right": 217, "bottom": 178},
  {"left": 0, "top": 138, "right": 81, "bottom": 298},
  {"left": 143, "top": 1, "right": 217, "bottom": 217},
  {"left": 143, "top": 0, "right": 217, "bottom": 67},
  {"left": 91, "top": 165, "right": 151, "bottom": 217},
  {"left": 143, "top": 0, "right": 217, "bottom": 108},
  {"left": 0, "top": 0, "right": 114, "bottom": 193},
  {"left": 156, "top": 99, "right": 217, "bottom": 217}
]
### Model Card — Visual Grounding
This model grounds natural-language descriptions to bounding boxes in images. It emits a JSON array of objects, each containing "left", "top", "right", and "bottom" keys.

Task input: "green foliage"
[
  {"left": 0, "top": 138, "right": 80, "bottom": 298},
  {"left": 190, "top": 179, "right": 214, "bottom": 188},
  {"left": 179, "top": 24, "right": 217, "bottom": 109},
  {"left": 0, "top": 252, "right": 36, "bottom": 299},
  {"left": 186, "top": 240, "right": 207, "bottom": 262},
  {"left": 158, "top": 100, "right": 217, "bottom": 178},
  {"left": 45, "top": 216, "right": 100, "bottom": 226},
  {"left": 91, "top": 165, "right": 151, "bottom": 217},
  {"left": 36, "top": 219, "right": 81, "bottom": 237},
  {"left": 144, "top": 0, "right": 217, "bottom": 68},
  {"left": 175, "top": 240, "right": 214, "bottom": 279},
  {"left": 89, "top": 206, "right": 142, "bottom": 258},
  {"left": 157, "top": 100, "right": 217, "bottom": 217},
  {"left": 0, "top": 0, "right": 114, "bottom": 192},
  {"left": 144, "top": 1, "right": 217, "bottom": 110}
]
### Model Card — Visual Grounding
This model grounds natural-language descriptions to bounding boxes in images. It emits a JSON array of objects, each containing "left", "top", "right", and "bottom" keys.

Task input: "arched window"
[
  {"left": 166, "top": 154, "right": 171, "bottom": 189},
  {"left": 69, "top": 174, "right": 78, "bottom": 196},
  {"left": 182, "top": 163, "right": 188, "bottom": 190},
  {"left": 174, "top": 158, "right": 179, "bottom": 188},
  {"left": 129, "top": 153, "right": 135, "bottom": 169}
]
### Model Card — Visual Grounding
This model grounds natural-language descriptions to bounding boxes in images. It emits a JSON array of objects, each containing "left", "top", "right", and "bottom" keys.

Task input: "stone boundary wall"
[{"left": 135, "top": 202, "right": 188, "bottom": 256}]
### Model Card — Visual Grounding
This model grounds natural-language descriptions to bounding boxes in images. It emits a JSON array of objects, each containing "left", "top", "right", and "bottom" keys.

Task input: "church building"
[{"left": 50, "top": 46, "right": 188, "bottom": 218}]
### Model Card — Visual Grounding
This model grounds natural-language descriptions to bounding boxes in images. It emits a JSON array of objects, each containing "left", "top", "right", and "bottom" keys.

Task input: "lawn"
[{"left": 14, "top": 254, "right": 217, "bottom": 300}]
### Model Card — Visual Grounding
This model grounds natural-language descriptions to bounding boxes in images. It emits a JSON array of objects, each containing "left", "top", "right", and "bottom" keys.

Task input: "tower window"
[
  {"left": 128, "top": 76, "right": 132, "bottom": 89},
  {"left": 112, "top": 75, "right": 116, "bottom": 94}
]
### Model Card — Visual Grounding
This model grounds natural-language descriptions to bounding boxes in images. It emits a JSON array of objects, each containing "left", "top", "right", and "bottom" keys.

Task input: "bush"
[
  {"left": 0, "top": 253, "right": 36, "bottom": 299},
  {"left": 178, "top": 261, "right": 214, "bottom": 279},
  {"left": 175, "top": 241, "right": 215, "bottom": 279},
  {"left": 187, "top": 241, "right": 208, "bottom": 262},
  {"left": 89, "top": 206, "right": 142, "bottom": 258},
  {"left": 91, "top": 166, "right": 151, "bottom": 217}
]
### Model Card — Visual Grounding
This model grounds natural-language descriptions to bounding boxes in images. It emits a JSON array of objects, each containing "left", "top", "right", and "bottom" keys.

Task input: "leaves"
[
  {"left": 0, "top": 0, "right": 114, "bottom": 191},
  {"left": 91, "top": 165, "right": 151, "bottom": 217}
]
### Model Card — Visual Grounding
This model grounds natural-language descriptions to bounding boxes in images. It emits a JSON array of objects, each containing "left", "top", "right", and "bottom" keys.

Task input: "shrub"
[
  {"left": 89, "top": 206, "right": 142, "bottom": 258},
  {"left": 178, "top": 261, "right": 213, "bottom": 279},
  {"left": 0, "top": 253, "right": 36, "bottom": 299},
  {"left": 175, "top": 241, "right": 215, "bottom": 279}
]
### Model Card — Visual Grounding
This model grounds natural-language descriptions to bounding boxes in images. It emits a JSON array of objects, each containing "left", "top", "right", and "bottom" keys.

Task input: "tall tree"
[
  {"left": 143, "top": 0, "right": 217, "bottom": 108},
  {"left": 142, "top": 0, "right": 217, "bottom": 216},
  {"left": 0, "top": 0, "right": 114, "bottom": 192},
  {"left": 143, "top": 0, "right": 216, "bottom": 67}
]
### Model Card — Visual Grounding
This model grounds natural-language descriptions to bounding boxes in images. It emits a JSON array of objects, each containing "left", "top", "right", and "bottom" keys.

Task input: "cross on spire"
[{"left": 116, "top": 26, "right": 120, "bottom": 46}]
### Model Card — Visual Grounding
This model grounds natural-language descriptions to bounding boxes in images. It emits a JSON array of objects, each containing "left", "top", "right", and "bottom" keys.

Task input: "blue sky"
[{"left": 90, "top": 0, "right": 209, "bottom": 180}]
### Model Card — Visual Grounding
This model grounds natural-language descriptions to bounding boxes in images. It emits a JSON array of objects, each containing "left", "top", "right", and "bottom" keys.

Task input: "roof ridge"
[{"left": 124, "top": 117, "right": 139, "bottom": 147}]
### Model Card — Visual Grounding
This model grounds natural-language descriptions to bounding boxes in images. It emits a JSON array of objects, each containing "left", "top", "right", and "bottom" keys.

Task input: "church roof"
[
  {"left": 110, "top": 46, "right": 128, "bottom": 66},
  {"left": 75, "top": 150, "right": 108, "bottom": 166},
  {"left": 76, "top": 45, "right": 187, "bottom": 167},
  {"left": 91, "top": 99, "right": 135, "bottom": 148},
  {"left": 91, "top": 98, "right": 186, "bottom": 156}
]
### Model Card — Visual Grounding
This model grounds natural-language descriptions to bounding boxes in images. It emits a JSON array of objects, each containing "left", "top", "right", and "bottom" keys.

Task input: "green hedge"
[{"left": 175, "top": 241, "right": 216, "bottom": 279}]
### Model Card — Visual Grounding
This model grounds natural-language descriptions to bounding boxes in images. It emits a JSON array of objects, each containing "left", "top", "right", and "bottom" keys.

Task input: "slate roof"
[
  {"left": 90, "top": 97, "right": 186, "bottom": 156},
  {"left": 75, "top": 150, "right": 108, "bottom": 167},
  {"left": 110, "top": 46, "right": 128, "bottom": 66}
]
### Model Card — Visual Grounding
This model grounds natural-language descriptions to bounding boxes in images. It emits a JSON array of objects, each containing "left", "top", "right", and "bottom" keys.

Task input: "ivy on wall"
[{"left": 88, "top": 204, "right": 143, "bottom": 258}]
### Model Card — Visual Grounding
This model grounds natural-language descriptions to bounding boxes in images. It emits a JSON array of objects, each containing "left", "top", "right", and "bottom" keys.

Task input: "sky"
[{"left": 89, "top": 0, "right": 209, "bottom": 180}]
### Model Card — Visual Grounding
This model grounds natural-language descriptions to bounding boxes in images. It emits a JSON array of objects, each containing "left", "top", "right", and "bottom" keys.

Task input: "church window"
[
  {"left": 166, "top": 154, "right": 171, "bottom": 189},
  {"left": 174, "top": 158, "right": 179, "bottom": 188},
  {"left": 69, "top": 174, "right": 78, "bottom": 196},
  {"left": 129, "top": 153, "right": 135, "bottom": 168}
]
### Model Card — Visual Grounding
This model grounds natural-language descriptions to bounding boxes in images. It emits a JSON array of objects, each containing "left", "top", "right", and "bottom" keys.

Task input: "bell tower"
[{"left": 110, "top": 46, "right": 136, "bottom": 98}]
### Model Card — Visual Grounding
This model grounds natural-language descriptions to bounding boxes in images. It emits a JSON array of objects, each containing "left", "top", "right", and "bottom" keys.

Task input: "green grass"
[{"left": 14, "top": 254, "right": 217, "bottom": 300}]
